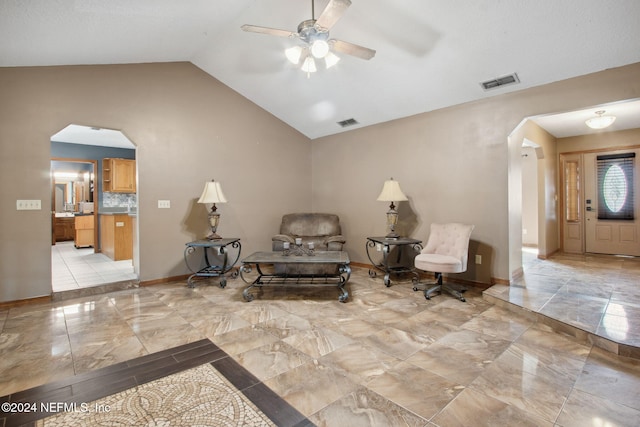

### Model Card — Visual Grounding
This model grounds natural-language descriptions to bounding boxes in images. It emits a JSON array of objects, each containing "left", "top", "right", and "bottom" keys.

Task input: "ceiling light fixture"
[
  {"left": 324, "top": 51, "right": 341, "bottom": 68},
  {"left": 285, "top": 21, "right": 340, "bottom": 77},
  {"left": 311, "top": 39, "right": 329, "bottom": 58},
  {"left": 243, "top": 1, "right": 376, "bottom": 78},
  {"left": 301, "top": 55, "right": 317, "bottom": 74},
  {"left": 585, "top": 110, "right": 616, "bottom": 129},
  {"left": 285, "top": 46, "right": 303, "bottom": 64}
]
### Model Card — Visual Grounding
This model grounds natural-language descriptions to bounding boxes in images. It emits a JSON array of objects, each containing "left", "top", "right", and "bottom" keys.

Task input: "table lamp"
[
  {"left": 197, "top": 179, "right": 227, "bottom": 240},
  {"left": 376, "top": 177, "right": 408, "bottom": 239}
]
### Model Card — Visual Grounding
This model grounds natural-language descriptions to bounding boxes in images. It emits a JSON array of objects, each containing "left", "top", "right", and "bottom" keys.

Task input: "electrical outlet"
[
  {"left": 475, "top": 254, "right": 482, "bottom": 265},
  {"left": 376, "top": 243, "right": 382, "bottom": 251},
  {"left": 17, "top": 200, "right": 42, "bottom": 210},
  {"left": 158, "top": 200, "right": 171, "bottom": 209}
]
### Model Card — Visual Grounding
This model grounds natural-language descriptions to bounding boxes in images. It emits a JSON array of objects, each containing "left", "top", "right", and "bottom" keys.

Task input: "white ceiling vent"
[
  {"left": 481, "top": 73, "right": 520, "bottom": 91},
  {"left": 337, "top": 118, "right": 359, "bottom": 128}
]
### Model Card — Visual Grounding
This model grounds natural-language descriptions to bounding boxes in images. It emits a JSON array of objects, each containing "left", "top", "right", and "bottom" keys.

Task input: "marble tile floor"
[
  {"left": 2, "top": 339, "right": 310, "bottom": 427},
  {"left": 51, "top": 241, "right": 137, "bottom": 292},
  {"left": 2, "top": 260, "right": 640, "bottom": 426},
  {"left": 486, "top": 248, "right": 640, "bottom": 358}
]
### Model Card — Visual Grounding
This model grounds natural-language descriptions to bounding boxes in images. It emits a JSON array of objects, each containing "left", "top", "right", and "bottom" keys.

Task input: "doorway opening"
[
  {"left": 508, "top": 98, "right": 640, "bottom": 280},
  {"left": 50, "top": 124, "right": 139, "bottom": 293}
]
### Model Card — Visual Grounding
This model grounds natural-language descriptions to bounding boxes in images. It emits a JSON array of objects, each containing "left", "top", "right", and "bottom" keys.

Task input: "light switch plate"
[
  {"left": 17, "top": 200, "right": 42, "bottom": 210},
  {"left": 158, "top": 200, "right": 171, "bottom": 209}
]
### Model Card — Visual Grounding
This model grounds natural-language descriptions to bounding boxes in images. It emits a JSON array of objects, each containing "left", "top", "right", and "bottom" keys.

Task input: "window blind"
[{"left": 597, "top": 153, "right": 635, "bottom": 220}]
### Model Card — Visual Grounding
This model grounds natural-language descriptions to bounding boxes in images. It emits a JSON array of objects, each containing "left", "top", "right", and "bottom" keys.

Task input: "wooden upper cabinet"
[{"left": 102, "top": 158, "right": 136, "bottom": 193}]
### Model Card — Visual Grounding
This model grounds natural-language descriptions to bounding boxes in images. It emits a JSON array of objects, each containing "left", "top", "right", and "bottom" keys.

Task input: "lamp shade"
[
  {"left": 377, "top": 178, "right": 408, "bottom": 202},
  {"left": 197, "top": 180, "right": 227, "bottom": 204},
  {"left": 311, "top": 40, "right": 329, "bottom": 58},
  {"left": 301, "top": 55, "right": 317, "bottom": 73},
  {"left": 285, "top": 46, "right": 303, "bottom": 64},
  {"left": 324, "top": 51, "right": 340, "bottom": 69}
]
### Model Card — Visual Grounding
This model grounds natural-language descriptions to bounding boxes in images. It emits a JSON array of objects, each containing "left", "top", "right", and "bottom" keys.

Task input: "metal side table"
[
  {"left": 184, "top": 238, "right": 241, "bottom": 288},
  {"left": 366, "top": 236, "right": 422, "bottom": 287}
]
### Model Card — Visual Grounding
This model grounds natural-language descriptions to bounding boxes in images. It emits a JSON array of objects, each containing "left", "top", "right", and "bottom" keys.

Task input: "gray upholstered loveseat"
[{"left": 272, "top": 213, "right": 346, "bottom": 275}]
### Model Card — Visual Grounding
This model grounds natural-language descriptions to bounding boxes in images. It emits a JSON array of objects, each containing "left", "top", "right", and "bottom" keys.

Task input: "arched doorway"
[{"left": 50, "top": 124, "right": 139, "bottom": 293}]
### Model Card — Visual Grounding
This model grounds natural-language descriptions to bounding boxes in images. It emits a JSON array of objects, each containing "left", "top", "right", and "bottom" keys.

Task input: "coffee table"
[{"left": 240, "top": 251, "right": 351, "bottom": 302}]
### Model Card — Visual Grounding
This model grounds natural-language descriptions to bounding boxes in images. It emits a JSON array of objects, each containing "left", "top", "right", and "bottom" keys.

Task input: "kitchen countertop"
[
  {"left": 54, "top": 212, "right": 94, "bottom": 217},
  {"left": 99, "top": 211, "right": 137, "bottom": 217}
]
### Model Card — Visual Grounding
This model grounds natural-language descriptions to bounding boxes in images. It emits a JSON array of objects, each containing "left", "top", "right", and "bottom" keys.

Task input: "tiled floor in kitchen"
[{"left": 51, "top": 241, "right": 137, "bottom": 292}]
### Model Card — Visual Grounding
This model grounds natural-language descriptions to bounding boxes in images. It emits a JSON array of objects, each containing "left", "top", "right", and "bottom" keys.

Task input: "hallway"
[{"left": 486, "top": 249, "right": 640, "bottom": 356}]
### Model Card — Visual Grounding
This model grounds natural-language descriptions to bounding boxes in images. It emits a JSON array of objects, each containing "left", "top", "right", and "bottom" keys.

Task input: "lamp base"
[
  {"left": 385, "top": 232, "right": 400, "bottom": 239},
  {"left": 206, "top": 232, "right": 222, "bottom": 240}
]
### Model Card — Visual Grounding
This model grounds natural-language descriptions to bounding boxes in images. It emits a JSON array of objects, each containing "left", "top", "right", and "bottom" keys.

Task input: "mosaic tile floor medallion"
[{"left": 36, "top": 363, "right": 276, "bottom": 427}]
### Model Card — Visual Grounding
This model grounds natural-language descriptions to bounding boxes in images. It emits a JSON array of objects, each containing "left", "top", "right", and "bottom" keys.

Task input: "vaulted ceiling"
[{"left": 3, "top": 0, "right": 640, "bottom": 140}]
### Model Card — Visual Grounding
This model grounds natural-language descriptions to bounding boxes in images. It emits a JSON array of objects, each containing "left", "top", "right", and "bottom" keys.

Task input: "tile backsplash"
[{"left": 102, "top": 192, "right": 137, "bottom": 210}]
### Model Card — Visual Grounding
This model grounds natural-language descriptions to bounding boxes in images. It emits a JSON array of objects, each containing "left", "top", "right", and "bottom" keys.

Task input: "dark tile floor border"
[{"left": 0, "top": 339, "right": 313, "bottom": 427}]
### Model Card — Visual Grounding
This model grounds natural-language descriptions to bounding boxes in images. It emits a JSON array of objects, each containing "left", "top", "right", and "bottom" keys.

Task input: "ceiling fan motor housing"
[{"left": 298, "top": 19, "right": 329, "bottom": 44}]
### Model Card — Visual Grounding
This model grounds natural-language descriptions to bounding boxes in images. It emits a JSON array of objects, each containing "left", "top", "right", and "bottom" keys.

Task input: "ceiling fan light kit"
[
  {"left": 311, "top": 39, "right": 330, "bottom": 58},
  {"left": 285, "top": 46, "right": 303, "bottom": 64},
  {"left": 241, "top": 0, "right": 375, "bottom": 77},
  {"left": 301, "top": 56, "right": 317, "bottom": 73}
]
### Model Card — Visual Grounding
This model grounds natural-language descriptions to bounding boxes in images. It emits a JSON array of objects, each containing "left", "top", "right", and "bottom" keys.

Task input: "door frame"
[
  {"left": 51, "top": 158, "right": 99, "bottom": 251},
  {"left": 560, "top": 144, "right": 640, "bottom": 255}
]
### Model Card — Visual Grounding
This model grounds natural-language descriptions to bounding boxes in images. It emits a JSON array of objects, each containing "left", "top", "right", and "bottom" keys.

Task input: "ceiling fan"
[{"left": 241, "top": 0, "right": 376, "bottom": 74}]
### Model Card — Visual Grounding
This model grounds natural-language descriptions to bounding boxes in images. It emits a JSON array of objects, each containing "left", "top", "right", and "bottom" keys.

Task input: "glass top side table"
[
  {"left": 184, "top": 238, "right": 241, "bottom": 288},
  {"left": 366, "top": 236, "right": 422, "bottom": 287}
]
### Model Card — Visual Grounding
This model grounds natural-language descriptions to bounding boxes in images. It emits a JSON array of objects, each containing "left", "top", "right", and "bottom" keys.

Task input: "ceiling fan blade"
[
  {"left": 241, "top": 24, "right": 296, "bottom": 38},
  {"left": 331, "top": 39, "right": 376, "bottom": 60},
  {"left": 315, "top": 0, "right": 351, "bottom": 31}
]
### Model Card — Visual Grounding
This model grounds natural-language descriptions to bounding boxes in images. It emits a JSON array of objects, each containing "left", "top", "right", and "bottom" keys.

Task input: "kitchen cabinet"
[
  {"left": 54, "top": 217, "right": 75, "bottom": 242},
  {"left": 100, "top": 214, "right": 133, "bottom": 261},
  {"left": 74, "top": 214, "right": 95, "bottom": 248},
  {"left": 102, "top": 158, "right": 136, "bottom": 193}
]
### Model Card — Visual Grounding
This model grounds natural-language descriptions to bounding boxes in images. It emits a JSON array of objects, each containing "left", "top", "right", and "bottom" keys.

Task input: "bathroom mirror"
[{"left": 51, "top": 161, "right": 94, "bottom": 212}]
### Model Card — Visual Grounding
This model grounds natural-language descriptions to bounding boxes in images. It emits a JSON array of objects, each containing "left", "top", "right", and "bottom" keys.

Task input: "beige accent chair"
[
  {"left": 272, "top": 213, "right": 346, "bottom": 275},
  {"left": 413, "top": 223, "right": 474, "bottom": 302}
]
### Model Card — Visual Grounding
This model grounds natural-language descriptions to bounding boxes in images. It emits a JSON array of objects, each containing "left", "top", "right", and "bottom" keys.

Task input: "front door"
[{"left": 584, "top": 148, "right": 640, "bottom": 256}]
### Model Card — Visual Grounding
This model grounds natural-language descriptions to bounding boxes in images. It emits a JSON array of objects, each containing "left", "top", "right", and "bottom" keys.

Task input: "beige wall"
[
  {"left": 513, "top": 120, "right": 558, "bottom": 258},
  {"left": 1, "top": 61, "right": 640, "bottom": 302},
  {"left": 0, "top": 63, "right": 311, "bottom": 302},
  {"left": 557, "top": 128, "right": 640, "bottom": 153},
  {"left": 521, "top": 145, "right": 539, "bottom": 247},
  {"left": 313, "top": 63, "right": 640, "bottom": 284}
]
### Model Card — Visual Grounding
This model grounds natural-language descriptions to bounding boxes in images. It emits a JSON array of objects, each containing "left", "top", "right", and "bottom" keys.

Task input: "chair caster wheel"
[
  {"left": 460, "top": 297, "right": 466, "bottom": 302},
  {"left": 413, "top": 286, "right": 418, "bottom": 292},
  {"left": 424, "top": 295, "right": 431, "bottom": 300}
]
